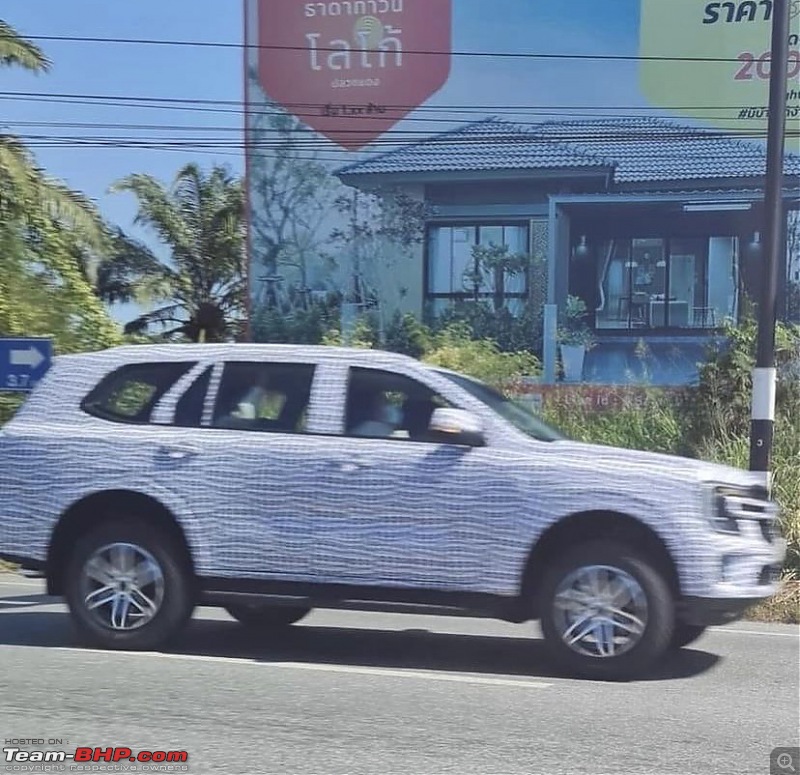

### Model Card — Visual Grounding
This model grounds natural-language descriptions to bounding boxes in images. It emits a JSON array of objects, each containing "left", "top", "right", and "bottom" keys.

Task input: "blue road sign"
[{"left": 0, "top": 337, "right": 53, "bottom": 393}]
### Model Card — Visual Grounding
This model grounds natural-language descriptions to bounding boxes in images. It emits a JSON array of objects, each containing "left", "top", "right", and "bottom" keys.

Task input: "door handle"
[{"left": 156, "top": 444, "right": 199, "bottom": 461}]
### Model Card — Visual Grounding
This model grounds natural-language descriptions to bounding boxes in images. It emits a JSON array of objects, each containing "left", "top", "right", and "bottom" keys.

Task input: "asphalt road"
[{"left": 0, "top": 573, "right": 798, "bottom": 775}]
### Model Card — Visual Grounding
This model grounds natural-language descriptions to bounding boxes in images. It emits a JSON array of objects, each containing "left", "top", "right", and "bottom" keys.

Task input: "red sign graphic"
[{"left": 256, "top": 0, "right": 452, "bottom": 151}]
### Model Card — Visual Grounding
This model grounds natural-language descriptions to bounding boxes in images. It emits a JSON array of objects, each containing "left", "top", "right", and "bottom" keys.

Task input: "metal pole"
[{"left": 749, "top": 0, "right": 791, "bottom": 488}]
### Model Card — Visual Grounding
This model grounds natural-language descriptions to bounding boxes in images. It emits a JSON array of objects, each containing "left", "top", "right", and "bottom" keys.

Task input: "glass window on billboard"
[
  {"left": 595, "top": 236, "right": 739, "bottom": 331},
  {"left": 426, "top": 223, "right": 529, "bottom": 316}
]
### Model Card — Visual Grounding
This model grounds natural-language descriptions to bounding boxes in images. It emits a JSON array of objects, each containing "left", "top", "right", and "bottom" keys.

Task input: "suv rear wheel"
[
  {"left": 538, "top": 539, "right": 675, "bottom": 681},
  {"left": 63, "top": 518, "right": 194, "bottom": 650}
]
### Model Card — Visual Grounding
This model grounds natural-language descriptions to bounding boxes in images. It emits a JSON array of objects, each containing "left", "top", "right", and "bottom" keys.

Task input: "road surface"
[{"left": 0, "top": 573, "right": 798, "bottom": 775}]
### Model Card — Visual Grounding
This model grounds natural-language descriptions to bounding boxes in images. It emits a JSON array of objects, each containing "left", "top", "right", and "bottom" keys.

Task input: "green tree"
[
  {"left": 109, "top": 163, "right": 246, "bottom": 342},
  {"left": 0, "top": 20, "right": 121, "bottom": 353}
]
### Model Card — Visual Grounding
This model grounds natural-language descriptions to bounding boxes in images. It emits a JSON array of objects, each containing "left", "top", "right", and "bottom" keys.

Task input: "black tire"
[
  {"left": 670, "top": 622, "right": 707, "bottom": 649},
  {"left": 538, "top": 539, "right": 675, "bottom": 681},
  {"left": 63, "top": 517, "right": 195, "bottom": 651},
  {"left": 225, "top": 602, "right": 311, "bottom": 628}
]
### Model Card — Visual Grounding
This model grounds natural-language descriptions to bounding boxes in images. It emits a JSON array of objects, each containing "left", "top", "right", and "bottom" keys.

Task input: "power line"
[
  {"left": 0, "top": 91, "right": 789, "bottom": 138},
  {"left": 4, "top": 116, "right": 789, "bottom": 135},
  {"left": 1, "top": 90, "right": 785, "bottom": 114},
  {"left": 20, "top": 32, "right": 788, "bottom": 64},
  {"left": 16, "top": 129, "right": 798, "bottom": 171},
  {"left": 16, "top": 127, "right": 798, "bottom": 144}
]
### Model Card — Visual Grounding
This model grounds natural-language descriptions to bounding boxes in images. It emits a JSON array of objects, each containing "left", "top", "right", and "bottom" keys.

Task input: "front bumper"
[
  {"left": 701, "top": 526, "right": 786, "bottom": 595},
  {"left": 676, "top": 527, "right": 787, "bottom": 625}
]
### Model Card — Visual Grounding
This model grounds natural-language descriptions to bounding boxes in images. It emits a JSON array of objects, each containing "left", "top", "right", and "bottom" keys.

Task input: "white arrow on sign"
[{"left": 10, "top": 346, "right": 45, "bottom": 369}]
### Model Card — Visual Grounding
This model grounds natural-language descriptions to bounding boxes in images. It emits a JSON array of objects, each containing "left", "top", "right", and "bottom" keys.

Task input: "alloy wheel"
[
  {"left": 551, "top": 564, "right": 648, "bottom": 658},
  {"left": 78, "top": 542, "right": 165, "bottom": 631}
]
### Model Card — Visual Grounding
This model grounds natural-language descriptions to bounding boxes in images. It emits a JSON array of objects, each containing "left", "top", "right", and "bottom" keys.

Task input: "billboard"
[
  {"left": 641, "top": 0, "right": 800, "bottom": 135},
  {"left": 244, "top": 0, "right": 800, "bottom": 344},
  {"left": 256, "top": 0, "right": 452, "bottom": 150}
]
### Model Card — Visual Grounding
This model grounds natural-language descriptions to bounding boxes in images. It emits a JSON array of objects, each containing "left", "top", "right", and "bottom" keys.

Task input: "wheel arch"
[
  {"left": 518, "top": 509, "right": 681, "bottom": 620},
  {"left": 46, "top": 489, "right": 196, "bottom": 596}
]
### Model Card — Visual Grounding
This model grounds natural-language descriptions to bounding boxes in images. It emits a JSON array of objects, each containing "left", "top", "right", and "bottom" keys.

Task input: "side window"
[
  {"left": 211, "top": 361, "right": 316, "bottom": 434},
  {"left": 81, "top": 362, "right": 196, "bottom": 425},
  {"left": 173, "top": 366, "right": 213, "bottom": 428},
  {"left": 344, "top": 367, "right": 450, "bottom": 442}
]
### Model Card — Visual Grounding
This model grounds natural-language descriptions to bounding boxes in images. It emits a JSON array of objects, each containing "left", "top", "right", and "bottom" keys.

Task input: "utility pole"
[{"left": 749, "top": 0, "right": 791, "bottom": 490}]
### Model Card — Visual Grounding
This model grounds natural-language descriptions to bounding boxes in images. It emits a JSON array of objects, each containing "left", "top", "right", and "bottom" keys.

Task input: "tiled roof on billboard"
[
  {"left": 336, "top": 117, "right": 612, "bottom": 175},
  {"left": 337, "top": 116, "right": 800, "bottom": 184}
]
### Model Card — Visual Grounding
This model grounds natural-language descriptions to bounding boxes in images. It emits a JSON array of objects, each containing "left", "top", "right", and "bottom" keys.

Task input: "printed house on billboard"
[{"left": 336, "top": 116, "right": 800, "bottom": 386}]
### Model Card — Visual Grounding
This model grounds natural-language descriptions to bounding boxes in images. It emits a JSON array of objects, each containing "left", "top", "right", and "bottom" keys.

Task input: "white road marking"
[
  {"left": 47, "top": 647, "right": 552, "bottom": 688},
  {"left": 0, "top": 577, "right": 42, "bottom": 588},
  {"left": 708, "top": 626, "right": 798, "bottom": 638}
]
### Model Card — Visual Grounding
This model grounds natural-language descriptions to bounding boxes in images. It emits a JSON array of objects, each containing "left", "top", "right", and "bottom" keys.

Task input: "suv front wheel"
[
  {"left": 538, "top": 539, "right": 675, "bottom": 681},
  {"left": 63, "top": 517, "right": 195, "bottom": 650}
]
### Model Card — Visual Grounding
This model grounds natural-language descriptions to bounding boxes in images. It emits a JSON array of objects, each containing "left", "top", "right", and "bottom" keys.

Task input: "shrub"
[
  {"left": 384, "top": 312, "right": 432, "bottom": 358},
  {"left": 252, "top": 298, "right": 343, "bottom": 345},
  {"left": 0, "top": 395, "right": 24, "bottom": 426},
  {"left": 421, "top": 322, "right": 540, "bottom": 385},
  {"left": 682, "top": 317, "right": 800, "bottom": 447},
  {"left": 432, "top": 300, "right": 544, "bottom": 356}
]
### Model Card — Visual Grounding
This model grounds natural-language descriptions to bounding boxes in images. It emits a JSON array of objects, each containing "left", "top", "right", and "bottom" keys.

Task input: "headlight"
[{"left": 707, "top": 485, "right": 779, "bottom": 535}]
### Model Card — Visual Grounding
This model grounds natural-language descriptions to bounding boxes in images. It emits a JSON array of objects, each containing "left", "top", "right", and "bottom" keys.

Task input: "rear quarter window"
[{"left": 81, "top": 361, "right": 197, "bottom": 424}]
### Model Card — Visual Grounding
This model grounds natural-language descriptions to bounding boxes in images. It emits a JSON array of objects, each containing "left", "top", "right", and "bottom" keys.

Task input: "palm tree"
[
  {"left": 0, "top": 20, "right": 104, "bottom": 244},
  {"left": 108, "top": 163, "right": 246, "bottom": 342}
]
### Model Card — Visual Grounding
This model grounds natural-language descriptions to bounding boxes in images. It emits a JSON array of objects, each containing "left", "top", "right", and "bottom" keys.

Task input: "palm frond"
[
  {"left": 122, "top": 304, "right": 185, "bottom": 336},
  {"left": 110, "top": 173, "right": 194, "bottom": 256},
  {"left": 0, "top": 135, "right": 34, "bottom": 198},
  {"left": 0, "top": 136, "right": 105, "bottom": 246},
  {"left": 35, "top": 176, "right": 106, "bottom": 246},
  {"left": 93, "top": 229, "right": 167, "bottom": 304},
  {"left": 0, "top": 20, "right": 51, "bottom": 73}
]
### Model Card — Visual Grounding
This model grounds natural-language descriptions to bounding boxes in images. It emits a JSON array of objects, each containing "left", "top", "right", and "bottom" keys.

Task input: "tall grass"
[
  {"left": 692, "top": 412, "right": 800, "bottom": 577},
  {"left": 542, "top": 389, "right": 685, "bottom": 455}
]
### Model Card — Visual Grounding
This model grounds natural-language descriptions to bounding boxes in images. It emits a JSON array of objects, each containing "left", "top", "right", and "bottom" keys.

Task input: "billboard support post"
[{"left": 749, "top": 0, "right": 791, "bottom": 490}]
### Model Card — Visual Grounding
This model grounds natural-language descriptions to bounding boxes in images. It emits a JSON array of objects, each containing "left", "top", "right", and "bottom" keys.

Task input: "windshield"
[{"left": 436, "top": 371, "right": 566, "bottom": 442}]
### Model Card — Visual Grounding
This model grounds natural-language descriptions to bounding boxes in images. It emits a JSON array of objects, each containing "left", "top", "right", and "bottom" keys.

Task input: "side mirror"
[{"left": 428, "top": 407, "right": 486, "bottom": 447}]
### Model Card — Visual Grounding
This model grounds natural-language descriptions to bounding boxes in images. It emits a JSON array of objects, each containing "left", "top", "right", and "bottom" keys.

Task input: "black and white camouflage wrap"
[{"left": 0, "top": 344, "right": 786, "bottom": 602}]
